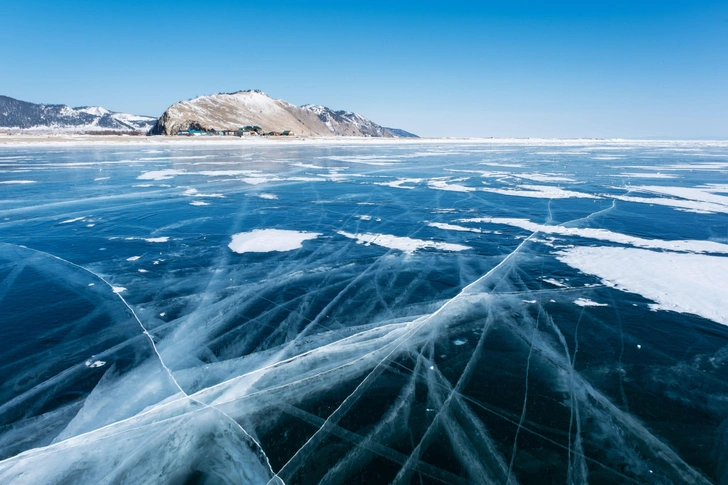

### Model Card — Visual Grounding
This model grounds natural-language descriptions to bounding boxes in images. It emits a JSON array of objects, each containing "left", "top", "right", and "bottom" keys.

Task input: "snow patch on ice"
[
  {"left": 460, "top": 217, "right": 728, "bottom": 254},
  {"left": 229, "top": 229, "right": 321, "bottom": 253},
  {"left": 374, "top": 178, "right": 422, "bottom": 190},
  {"left": 558, "top": 246, "right": 728, "bottom": 326},
  {"left": 480, "top": 184, "right": 598, "bottom": 199},
  {"left": 574, "top": 298, "right": 608, "bottom": 307},
  {"left": 428, "top": 222, "right": 484, "bottom": 233},
  {"left": 59, "top": 217, "right": 86, "bottom": 224},
  {"left": 428, "top": 178, "right": 477, "bottom": 192},
  {"left": 137, "top": 169, "right": 185, "bottom": 180},
  {"left": 337, "top": 231, "right": 469, "bottom": 254}
]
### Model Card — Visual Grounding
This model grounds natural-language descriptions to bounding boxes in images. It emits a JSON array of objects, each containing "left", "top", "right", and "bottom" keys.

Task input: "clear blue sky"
[{"left": 1, "top": 1, "right": 726, "bottom": 138}]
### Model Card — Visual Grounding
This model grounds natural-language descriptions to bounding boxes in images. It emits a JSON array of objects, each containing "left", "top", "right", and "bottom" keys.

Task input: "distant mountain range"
[
  {"left": 0, "top": 91, "right": 418, "bottom": 138},
  {"left": 150, "top": 90, "right": 418, "bottom": 137},
  {"left": 0, "top": 95, "right": 157, "bottom": 133}
]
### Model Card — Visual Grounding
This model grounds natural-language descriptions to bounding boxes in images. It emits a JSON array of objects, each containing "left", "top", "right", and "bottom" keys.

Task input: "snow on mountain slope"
[
  {"left": 0, "top": 95, "right": 156, "bottom": 132},
  {"left": 150, "top": 90, "right": 416, "bottom": 137}
]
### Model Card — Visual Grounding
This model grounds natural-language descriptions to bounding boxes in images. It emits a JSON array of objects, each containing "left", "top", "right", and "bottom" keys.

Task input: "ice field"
[{"left": 1, "top": 139, "right": 727, "bottom": 484}]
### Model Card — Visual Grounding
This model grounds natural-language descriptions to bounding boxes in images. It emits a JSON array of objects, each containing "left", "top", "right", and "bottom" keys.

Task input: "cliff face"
[{"left": 150, "top": 90, "right": 417, "bottom": 137}]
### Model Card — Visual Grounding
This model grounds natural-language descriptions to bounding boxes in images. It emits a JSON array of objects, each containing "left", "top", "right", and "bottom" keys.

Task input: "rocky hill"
[
  {"left": 150, "top": 90, "right": 417, "bottom": 137},
  {"left": 0, "top": 95, "right": 156, "bottom": 132}
]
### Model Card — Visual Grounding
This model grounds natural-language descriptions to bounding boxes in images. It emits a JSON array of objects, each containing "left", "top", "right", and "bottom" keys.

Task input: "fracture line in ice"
[
  {"left": 11, "top": 245, "right": 283, "bottom": 484},
  {"left": 278, "top": 232, "right": 538, "bottom": 481}
]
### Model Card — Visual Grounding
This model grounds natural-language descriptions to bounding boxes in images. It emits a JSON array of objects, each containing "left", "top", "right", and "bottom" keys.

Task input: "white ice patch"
[
  {"left": 182, "top": 188, "right": 223, "bottom": 198},
  {"left": 427, "top": 179, "right": 477, "bottom": 192},
  {"left": 229, "top": 229, "right": 321, "bottom": 253},
  {"left": 574, "top": 298, "right": 608, "bottom": 307},
  {"left": 326, "top": 156, "right": 398, "bottom": 166},
  {"left": 257, "top": 193, "right": 278, "bottom": 200},
  {"left": 614, "top": 185, "right": 728, "bottom": 214},
  {"left": 126, "top": 256, "right": 141, "bottom": 262},
  {"left": 513, "top": 173, "right": 575, "bottom": 183},
  {"left": 0, "top": 180, "right": 37, "bottom": 184},
  {"left": 374, "top": 178, "right": 422, "bottom": 190},
  {"left": 84, "top": 360, "right": 106, "bottom": 368},
  {"left": 59, "top": 217, "right": 86, "bottom": 224},
  {"left": 480, "top": 184, "right": 598, "bottom": 199},
  {"left": 337, "top": 231, "right": 469, "bottom": 254},
  {"left": 111, "top": 286, "right": 126, "bottom": 294},
  {"left": 459, "top": 217, "right": 728, "bottom": 254},
  {"left": 189, "top": 201, "right": 210, "bottom": 206},
  {"left": 557, "top": 246, "right": 728, "bottom": 326},
  {"left": 542, "top": 278, "right": 568, "bottom": 287},
  {"left": 611, "top": 195, "right": 728, "bottom": 215},
  {"left": 241, "top": 177, "right": 275, "bottom": 185},
  {"left": 144, "top": 237, "right": 169, "bottom": 243},
  {"left": 428, "top": 222, "right": 484, "bottom": 233},
  {"left": 137, "top": 169, "right": 185, "bottom": 180},
  {"left": 618, "top": 173, "right": 676, "bottom": 179}
]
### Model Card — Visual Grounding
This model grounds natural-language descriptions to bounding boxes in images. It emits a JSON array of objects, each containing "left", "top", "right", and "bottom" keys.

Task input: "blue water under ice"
[{"left": 0, "top": 140, "right": 727, "bottom": 484}]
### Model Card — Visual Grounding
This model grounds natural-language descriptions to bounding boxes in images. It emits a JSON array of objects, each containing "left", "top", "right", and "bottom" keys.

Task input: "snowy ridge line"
[
  {"left": 276, "top": 231, "right": 538, "bottom": 481},
  {"left": 7, "top": 245, "right": 283, "bottom": 484}
]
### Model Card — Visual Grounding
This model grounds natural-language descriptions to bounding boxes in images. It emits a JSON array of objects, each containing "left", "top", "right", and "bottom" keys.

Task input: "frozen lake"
[{"left": 1, "top": 139, "right": 727, "bottom": 484}]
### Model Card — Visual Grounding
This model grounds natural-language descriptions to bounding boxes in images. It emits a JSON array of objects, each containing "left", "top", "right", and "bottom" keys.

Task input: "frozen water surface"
[{"left": 0, "top": 139, "right": 727, "bottom": 484}]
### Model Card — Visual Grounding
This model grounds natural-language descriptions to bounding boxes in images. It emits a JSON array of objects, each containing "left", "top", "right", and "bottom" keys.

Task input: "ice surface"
[{"left": 1, "top": 140, "right": 727, "bottom": 484}]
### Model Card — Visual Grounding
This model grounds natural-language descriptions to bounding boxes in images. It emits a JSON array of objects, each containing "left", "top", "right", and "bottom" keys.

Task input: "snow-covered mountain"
[
  {"left": 150, "top": 90, "right": 418, "bottom": 137},
  {"left": 0, "top": 95, "right": 157, "bottom": 133}
]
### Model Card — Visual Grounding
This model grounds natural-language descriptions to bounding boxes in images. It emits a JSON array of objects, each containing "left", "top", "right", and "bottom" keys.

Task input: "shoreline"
[{"left": 0, "top": 134, "right": 726, "bottom": 148}]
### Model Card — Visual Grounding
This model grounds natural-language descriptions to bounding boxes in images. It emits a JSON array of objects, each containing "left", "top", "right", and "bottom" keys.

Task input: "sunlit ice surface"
[{"left": 1, "top": 139, "right": 727, "bottom": 484}]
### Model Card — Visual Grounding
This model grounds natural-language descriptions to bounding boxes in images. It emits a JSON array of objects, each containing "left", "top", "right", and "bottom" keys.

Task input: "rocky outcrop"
[
  {"left": 149, "top": 90, "right": 417, "bottom": 137},
  {"left": 0, "top": 95, "right": 156, "bottom": 132}
]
